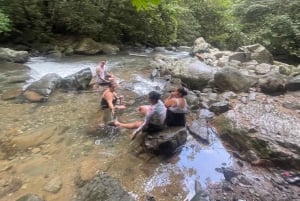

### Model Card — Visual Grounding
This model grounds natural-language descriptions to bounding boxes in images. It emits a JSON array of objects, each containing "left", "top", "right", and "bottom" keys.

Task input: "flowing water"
[{"left": 0, "top": 51, "right": 233, "bottom": 201}]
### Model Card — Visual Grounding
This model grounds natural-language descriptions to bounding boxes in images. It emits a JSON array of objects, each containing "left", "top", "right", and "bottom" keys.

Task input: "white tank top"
[{"left": 168, "top": 98, "right": 188, "bottom": 113}]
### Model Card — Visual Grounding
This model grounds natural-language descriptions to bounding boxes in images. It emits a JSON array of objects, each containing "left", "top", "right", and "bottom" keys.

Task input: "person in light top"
[
  {"left": 164, "top": 87, "right": 188, "bottom": 127},
  {"left": 95, "top": 60, "right": 115, "bottom": 85},
  {"left": 114, "top": 91, "right": 166, "bottom": 140}
]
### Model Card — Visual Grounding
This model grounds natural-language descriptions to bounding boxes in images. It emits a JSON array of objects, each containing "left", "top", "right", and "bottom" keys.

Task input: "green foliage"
[
  {"left": 132, "top": 0, "right": 161, "bottom": 10},
  {"left": 233, "top": 0, "right": 300, "bottom": 58},
  {"left": 0, "top": 0, "right": 298, "bottom": 61},
  {"left": 0, "top": 10, "right": 11, "bottom": 34}
]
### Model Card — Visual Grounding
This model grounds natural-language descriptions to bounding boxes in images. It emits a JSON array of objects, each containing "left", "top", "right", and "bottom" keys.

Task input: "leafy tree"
[
  {"left": 233, "top": 0, "right": 300, "bottom": 60},
  {"left": 0, "top": 9, "right": 10, "bottom": 34}
]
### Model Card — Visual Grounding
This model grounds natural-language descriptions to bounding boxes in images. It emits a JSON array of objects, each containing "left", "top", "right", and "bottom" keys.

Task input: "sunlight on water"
[{"left": 0, "top": 52, "right": 235, "bottom": 201}]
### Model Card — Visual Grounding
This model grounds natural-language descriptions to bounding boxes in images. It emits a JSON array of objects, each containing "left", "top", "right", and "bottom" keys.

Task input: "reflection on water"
[{"left": 0, "top": 53, "right": 233, "bottom": 201}]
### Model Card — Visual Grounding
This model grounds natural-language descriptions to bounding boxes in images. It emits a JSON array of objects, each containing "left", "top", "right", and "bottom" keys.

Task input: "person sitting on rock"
[
  {"left": 101, "top": 82, "right": 126, "bottom": 116},
  {"left": 95, "top": 60, "right": 115, "bottom": 86},
  {"left": 114, "top": 91, "right": 167, "bottom": 140},
  {"left": 164, "top": 87, "right": 188, "bottom": 127}
]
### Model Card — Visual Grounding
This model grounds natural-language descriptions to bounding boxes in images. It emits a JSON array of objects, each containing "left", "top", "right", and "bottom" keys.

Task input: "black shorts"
[
  {"left": 144, "top": 124, "right": 163, "bottom": 133},
  {"left": 165, "top": 110, "right": 186, "bottom": 127}
]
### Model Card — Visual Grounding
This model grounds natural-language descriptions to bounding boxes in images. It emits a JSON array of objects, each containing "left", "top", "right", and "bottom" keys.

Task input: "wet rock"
[
  {"left": 16, "top": 194, "right": 45, "bottom": 201},
  {"left": 0, "top": 48, "right": 29, "bottom": 63},
  {"left": 187, "top": 119, "right": 210, "bottom": 144},
  {"left": 214, "top": 99, "right": 300, "bottom": 170},
  {"left": 285, "top": 75, "right": 300, "bottom": 91},
  {"left": 11, "top": 126, "right": 62, "bottom": 150},
  {"left": 25, "top": 73, "right": 62, "bottom": 96},
  {"left": 144, "top": 127, "right": 187, "bottom": 155},
  {"left": 61, "top": 68, "right": 92, "bottom": 90},
  {"left": 214, "top": 67, "right": 258, "bottom": 92},
  {"left": 0, "top": 177, "right": 22, "bottom": 198},
  {"left": 73, "top": 172, "right": 134, "bottom": 201},
  {"left": 1, "top": 88, "right": 22, "bottom": 100},
  {"left": 190, "top": 180, "right": 210, "bottom": 201},
  {"left": 215, "top": 167, "right": 240, "bottom": 182},
  {"left": 43, "top": 176, "right": 63, "bottom": 193},
  {"left": 22, "top": 90, "right": 47, "bottom": 102},
  {"left": 209, "top": 101, "right": 230, "bottom": 115}
]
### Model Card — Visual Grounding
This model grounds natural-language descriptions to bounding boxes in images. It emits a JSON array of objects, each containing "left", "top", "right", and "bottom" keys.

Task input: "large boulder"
[
  {"left": 0, "top": 48, "right": 29, "bottom": 63},
  {"left": 238, "top": 44, "right": 273, "bottom": 64},
  {"left": 25, "top": 73, "right": 62, "bottom": 97},
  {"left": 74, "top": 38, "right": 102, "bottom": 55},
  {"left": 214, "top": 98, "right": 300, "bottom": 170},
  {"left": 258, "top": 72, "right": 286, "bottom": 94},
  {"left": 144, "top": 127, "right": 187, "bottom": 155},
  {"left": 73, "top": 173, "right": 135, "bottom": 201},
  {"left": 214, "top": 67, "right": 258, "bottom": 92},
  {"left": 160, "top": 57, "right": 218, "bottom": 90},
  {"left": 100, "top": 43, "right": 119, "bottom": 54},
  {"left": 190, "top": 37, "right": 212, "bottom": 55},
  {"left": 60, "top": 68, "right": 92, "bottom": 90}
]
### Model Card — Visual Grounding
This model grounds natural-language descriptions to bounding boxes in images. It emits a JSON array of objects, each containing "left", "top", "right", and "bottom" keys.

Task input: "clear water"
[{"left": 0, "top": 52, "right": 232, "bottom": 201}]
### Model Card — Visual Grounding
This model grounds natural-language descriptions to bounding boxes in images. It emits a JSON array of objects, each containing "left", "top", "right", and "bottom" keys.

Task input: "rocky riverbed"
[{"left": 0, "top": 40, "right": 300, "bottom": 201}]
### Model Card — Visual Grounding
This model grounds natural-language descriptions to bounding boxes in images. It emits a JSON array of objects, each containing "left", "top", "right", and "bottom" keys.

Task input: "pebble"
[{"left": 31, "top": 147, "right": 41, "bottom": 154}]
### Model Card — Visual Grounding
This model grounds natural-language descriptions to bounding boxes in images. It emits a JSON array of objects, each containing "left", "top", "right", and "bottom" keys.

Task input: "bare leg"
[{"left": 114, "top": 120, "right": 143, "bottom": 129}]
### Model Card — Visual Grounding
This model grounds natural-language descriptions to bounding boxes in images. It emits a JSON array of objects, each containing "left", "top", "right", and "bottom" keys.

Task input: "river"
[{"left": 0, "top": 51, "right": 234, "bottom": 201}]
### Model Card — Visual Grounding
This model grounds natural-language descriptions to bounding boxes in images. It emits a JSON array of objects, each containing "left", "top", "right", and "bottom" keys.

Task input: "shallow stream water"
[{"left": 0, "top": 51, "right": 234, "bottom": 201}]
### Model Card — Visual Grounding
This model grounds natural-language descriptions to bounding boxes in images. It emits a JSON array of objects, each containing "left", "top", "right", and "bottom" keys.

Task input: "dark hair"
[
  {"left": 148, "top": 91, "right": 161, "bottom": 102},
  {"left": 108, "top": 82, "right": 116, "bottom": 88},
  {"left": 177, "top": 87, "right": 188, "bottom": 96}
]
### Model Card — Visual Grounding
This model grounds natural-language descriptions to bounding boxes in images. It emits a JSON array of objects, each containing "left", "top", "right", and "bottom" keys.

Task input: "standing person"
[
  {"left": 164, "top": 87, "right": 188, "bottom": 126},
  {"left": 95, "top": 60, "right": 115, "bottom": 86},
  {"left": 114, "top": 91, "right": 167, "bottom": 140},
  {"left": 101, "top": 82, "right": 125, "bottom": 116}
]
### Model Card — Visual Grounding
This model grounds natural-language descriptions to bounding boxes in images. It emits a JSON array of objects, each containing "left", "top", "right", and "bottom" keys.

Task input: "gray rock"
[
  {"left": 285, "top": 75, "right": 300, "bottom": 91},
  {"left": 74, "top": 173, "right": 134, "bottom": 201},
  {"left": 209, "top": 101, "right": 230, "bottom": 115},
  {"left": 214, "top": 67, "right": 258, "bottom": 92},
  {"left": 144, "top": 127, "right": 187, "bottom": 155},
  {"left": 16, "top": 194, "right": 44, "bottom": 201},
  {"left": 74, "top": 38, "right": 102, "bottom": 55},
  {"left": 228, "top": 52, "right": 251, "bottom": 63},
  {"left": 43, "top": 176, "right": 63, "bottom": 193},
  {"left": 238, "top": 44, "right": 273, "bottom": 64},
  {"left": 259, "top": 72, "right": 286, "bottom": 94},
  {"left": 190, "top": 180, "right": 210, "bottom": 201},
  {"left": 25, "top": 73, "right": 62, "bottom": 96},
  {"left": 0, "top": 48, "right": 29, "bottom": 63},
  {"left": 190, "top": 37, "right": 212, "bottom": 55},
  {"left": 187, "top": 119, "right": 211, "bottom": 144},
  {"left": 255, "top": 63, "right": 272, "bottom": 75},
  {"left": 61, "top": 68, "right": 92, "bottom": 90}
]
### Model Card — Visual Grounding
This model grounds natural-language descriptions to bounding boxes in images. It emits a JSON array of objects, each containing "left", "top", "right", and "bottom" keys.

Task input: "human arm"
[{"left": 164, "top": 95, "right": 176, "bottom": 108}]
